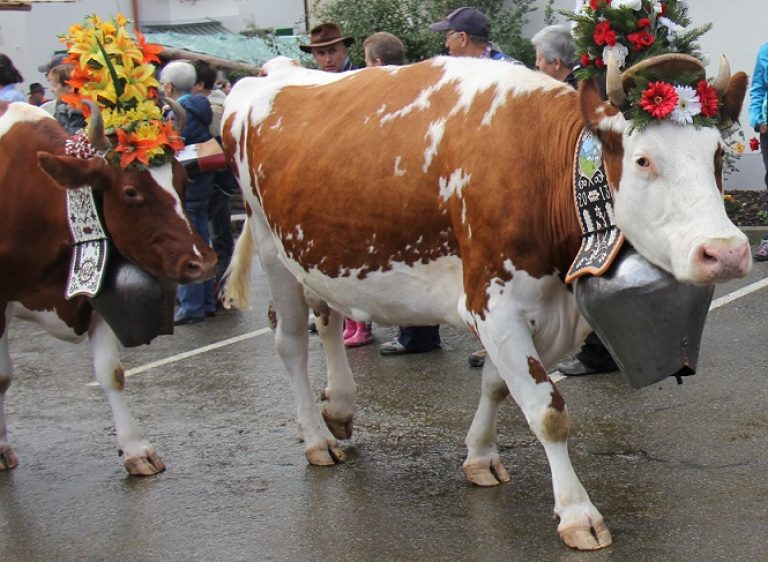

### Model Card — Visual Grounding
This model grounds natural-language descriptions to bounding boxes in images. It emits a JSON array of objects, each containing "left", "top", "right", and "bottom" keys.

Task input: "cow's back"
[{"left": 224, "top": 57, "right": 584, "bottom": 321}]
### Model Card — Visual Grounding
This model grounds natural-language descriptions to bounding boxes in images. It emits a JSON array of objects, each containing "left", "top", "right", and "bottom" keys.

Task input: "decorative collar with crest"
[
  {"left": 564, "top": 0, "right": 733, "bottom": 133},
  {"left": 59, "top": 14, "right": 183, "bottom": 170}
]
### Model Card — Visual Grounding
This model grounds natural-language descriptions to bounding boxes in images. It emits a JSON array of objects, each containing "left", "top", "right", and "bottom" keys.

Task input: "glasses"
[{"left": 444, "top": 30, "right": 462, "bottom": 40}]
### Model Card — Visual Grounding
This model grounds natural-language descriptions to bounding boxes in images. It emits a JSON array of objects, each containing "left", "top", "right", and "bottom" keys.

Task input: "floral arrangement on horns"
[
  {"left": 59, "top": 14, "right": 183, "bottom": 169},
  {"left": 564, "top": 0, "right": 725, "bottom": 130}
]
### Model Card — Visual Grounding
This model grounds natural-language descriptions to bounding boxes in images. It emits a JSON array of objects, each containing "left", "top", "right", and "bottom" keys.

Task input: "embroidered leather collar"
[
  {"left": 64, "top": 134, "right": 110, "bottom": 299},
  {"left": 565, "top": 129, "right": 625, "bottom": 283}
]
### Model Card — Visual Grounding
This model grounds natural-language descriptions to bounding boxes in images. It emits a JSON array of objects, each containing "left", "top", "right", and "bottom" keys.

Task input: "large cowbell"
[
  {"left": 573, "top": 245, "right": 714, "bottom": 388},
  {"left": 90, "top": 256, "right": 177, "bottom": 347}
]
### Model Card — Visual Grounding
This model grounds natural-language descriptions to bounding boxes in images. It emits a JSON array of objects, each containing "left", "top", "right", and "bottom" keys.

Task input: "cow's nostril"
[{"left": 699, "top": 247, "right": 718, "bottom": 264}]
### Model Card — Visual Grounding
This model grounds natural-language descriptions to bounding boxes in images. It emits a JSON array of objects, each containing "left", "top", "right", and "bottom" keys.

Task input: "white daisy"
[
  {"left": 670, "top": 85, "right": 702, "bottom": 125},
  {"left": 612, "top": 0, "right": 643, "bottom": 10}
]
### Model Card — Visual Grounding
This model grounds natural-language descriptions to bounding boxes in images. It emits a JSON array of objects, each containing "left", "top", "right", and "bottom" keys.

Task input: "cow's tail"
[{"left": 222, "top": 218, "right": 255, "bottom": 309}]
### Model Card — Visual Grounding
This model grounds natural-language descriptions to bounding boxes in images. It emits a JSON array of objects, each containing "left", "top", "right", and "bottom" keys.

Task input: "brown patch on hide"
[{"left": 528, "top": 356, "right": 568, "bottom": 441}]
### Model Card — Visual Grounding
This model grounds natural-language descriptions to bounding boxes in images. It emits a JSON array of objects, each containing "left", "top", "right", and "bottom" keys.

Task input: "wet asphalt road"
[{"left": 2, "top": 257, "right": 768, "bottom": 562}]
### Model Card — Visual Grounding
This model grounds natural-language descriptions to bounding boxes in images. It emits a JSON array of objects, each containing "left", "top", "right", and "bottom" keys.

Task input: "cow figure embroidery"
[
  {"left": 0, "top": 101, "right": 217, "bottom": 475},
  {"left": 222, "top": 56, "right": 749, "bottom": 549}
]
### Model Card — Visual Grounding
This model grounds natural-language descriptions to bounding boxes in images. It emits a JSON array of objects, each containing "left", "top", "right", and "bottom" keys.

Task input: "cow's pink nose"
[{"left": 694, "top": 241, "right": 751, "bottom": 281}]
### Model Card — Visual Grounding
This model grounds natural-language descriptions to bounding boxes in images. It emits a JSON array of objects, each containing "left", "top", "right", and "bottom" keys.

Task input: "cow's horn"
[
  {"left": 606, "top": 51, "right": 627, "bottom": 108},
  {"left": 83, "top": 99, "right": 111, "bottom": 152},
  {"left": 165, "top": 97, "right": 186, "bottom": 134},
  {"left": 712, "top": 54, "right": 731, "bottom": 97}
]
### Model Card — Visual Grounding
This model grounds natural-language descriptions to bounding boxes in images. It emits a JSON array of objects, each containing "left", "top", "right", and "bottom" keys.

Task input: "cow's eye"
[
  {"left": 636, "top": 156, "right": 651, "bottom": 168},
  {"left": 123, "top": 186, "right": 143, "bottom": 202}
]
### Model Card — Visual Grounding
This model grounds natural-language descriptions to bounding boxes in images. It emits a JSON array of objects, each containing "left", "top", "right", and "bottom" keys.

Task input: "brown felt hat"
[{"left": 299, "top": 23, "right": 354, "bottom": 53}]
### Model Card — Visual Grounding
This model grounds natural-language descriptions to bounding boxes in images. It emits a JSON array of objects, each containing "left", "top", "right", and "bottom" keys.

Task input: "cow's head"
[
  {"left": 579, "top": 54, "right": 751, "bottom": 285},
  {"left": 36, "top": 106, "right": 216, "bottom": 284}
]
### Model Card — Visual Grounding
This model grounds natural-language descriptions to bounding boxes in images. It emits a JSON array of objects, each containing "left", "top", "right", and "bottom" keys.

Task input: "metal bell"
[
  {"left": 90, "top": 256, "right": 177, "bottom": 347},
  {"left": 573, "top": 245, "right": 714, "bottom": 388}
]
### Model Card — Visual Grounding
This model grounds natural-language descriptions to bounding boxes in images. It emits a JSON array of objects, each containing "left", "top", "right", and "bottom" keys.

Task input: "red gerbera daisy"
[
  {"left": 696, "top": 80, "right": 719, "bottom": 117},
  {"left": 627, "top": 31, "right": 655, "bottom": 51},
  {"left": 640, "top": 82, "right": 678, "bottom": 119},
  {"left": 593, "top": 21, "right": 617, "bottom": 46},
  {"left": 750, "top": 137, "right": 760, "bottom": 151}
]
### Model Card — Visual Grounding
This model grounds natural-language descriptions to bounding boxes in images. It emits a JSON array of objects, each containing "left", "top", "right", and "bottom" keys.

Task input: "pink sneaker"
[
  {"left": 343, "top": 319, "right": 357, "bottom": 339},
  {"left": 344, "top": 323, "right": 373, "bottom": 347}
]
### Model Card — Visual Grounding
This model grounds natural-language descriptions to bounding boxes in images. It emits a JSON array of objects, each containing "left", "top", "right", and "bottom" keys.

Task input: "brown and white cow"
[
  {"left": 221, "top": 56, "right": 749, "bottom": 549},
  {"left": 0, "top": 101, "right": 217, "bottom": 475}
]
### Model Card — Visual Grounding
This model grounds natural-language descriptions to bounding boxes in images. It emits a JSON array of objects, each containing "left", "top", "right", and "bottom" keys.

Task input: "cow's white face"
[{"left": 612, "top": 120, "right": 751, "bottom": 284}]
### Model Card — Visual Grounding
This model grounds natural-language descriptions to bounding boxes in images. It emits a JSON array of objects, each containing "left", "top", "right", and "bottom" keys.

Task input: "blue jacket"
[
  {"left": 749, "top": 43, "right": 768, "bottom": 131},
  {"left": 177, "top": 93, "right": 214, "bottom": 204},
  {"left": 177, "top": 93, "right": 213, "bottom": 145}
]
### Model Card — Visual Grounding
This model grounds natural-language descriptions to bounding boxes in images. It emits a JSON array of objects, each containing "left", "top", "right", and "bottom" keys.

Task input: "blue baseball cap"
[{"left": 429, "top": 7, "right": 491, "bottom": 37}]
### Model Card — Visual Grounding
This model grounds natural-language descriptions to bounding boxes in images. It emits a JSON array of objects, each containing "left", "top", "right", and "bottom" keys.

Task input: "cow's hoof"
[
  {"left": 123, "top": 451, "right": 166, "bottom": 476},
  {"left": 306, "top": 441, "right": 346, "bottom": 466},
  {"left": 322, "top": 406, "right": 354, "bottom": 440},
  {"left": 559, "top": 521, "right": 613, "bottom": 551},
  {"left": 0, "top": 445, "right": 19, "bottom": 470},
  {"left": 463, "top": 456, "right": 511, "bottom": 487}
]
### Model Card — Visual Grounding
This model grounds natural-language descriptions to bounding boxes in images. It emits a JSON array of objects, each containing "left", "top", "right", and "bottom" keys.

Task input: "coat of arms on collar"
[
  {"left": 565, "top": 129, "right": 625, "bottom": 283},
  {"left": 65, "top": 186, "right": 109, "bottom": 299}
]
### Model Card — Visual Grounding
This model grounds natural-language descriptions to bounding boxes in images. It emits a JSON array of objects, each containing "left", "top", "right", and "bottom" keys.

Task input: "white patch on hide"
[
  {"left": 439, "top": 168, "right": 471, "bottom": 201},
  {"left": 394, "top": 155, "right": 406, "bottom": 176}
]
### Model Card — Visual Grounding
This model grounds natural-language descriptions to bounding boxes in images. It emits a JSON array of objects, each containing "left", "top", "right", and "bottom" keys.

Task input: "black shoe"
[
  {"left": 174, "top": 312, "right": 204, "bottom": 326},
  {"left": 205, "top": 310, "right": 216, "bottom": 318},
  {"left": 556, "top": 357, "right": 615, "bottom": 376},
  {"left": 379, "top": 338, "right": 439, "bottom": 356},
  {"left": 468, "top": 349, "right": 486, "bottom": 368}
]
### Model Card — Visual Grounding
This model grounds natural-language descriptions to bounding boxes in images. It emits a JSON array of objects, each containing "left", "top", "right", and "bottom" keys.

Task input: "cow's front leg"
[
  {"left": 0, "top": 326, "right": 18, "bottom": 470},
  {"left": 478, "top": 320, "right": 612, "bottom": 551},
  {"left": 315, "top": 309, "right": 356, "bottom": 440},
  {"left": 89, "top": 315, "right": 165, "bottom": 476},
  {"left": 463, "top": 358, "right": 511, "bottom": 486}
]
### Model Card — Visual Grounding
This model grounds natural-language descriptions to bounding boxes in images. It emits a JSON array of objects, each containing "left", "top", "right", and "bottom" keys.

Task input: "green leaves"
[{"left": 313, "top": 0, "right": 544, "bottom": 67}]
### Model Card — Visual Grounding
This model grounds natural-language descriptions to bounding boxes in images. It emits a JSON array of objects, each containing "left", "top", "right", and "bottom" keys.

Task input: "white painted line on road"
[
  {"left": 709, "top": 276, "right": 768, "bottom": 310},
  {"left": 86, "top": 327, "right": 272, "bottom": 386},
  {"left": 92, "top": 277, "right": 768, "bottom": 386}
]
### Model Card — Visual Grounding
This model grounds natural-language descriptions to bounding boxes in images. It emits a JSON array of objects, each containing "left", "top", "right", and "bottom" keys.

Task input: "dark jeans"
[
  {"left": 761, "top": 131, "right": 768, "bottom": 190},
  {"left": 576, "top": 331, "right": 617, "bottom": 371},
  {"left": 398, "top": 325, "right": 441, "bottom": 352},
  {"left": 208, "top": 189, "right": 234, "bottom": 287},
  {"left": 177, "top": 174, "right": 215, "bottom": 318}
]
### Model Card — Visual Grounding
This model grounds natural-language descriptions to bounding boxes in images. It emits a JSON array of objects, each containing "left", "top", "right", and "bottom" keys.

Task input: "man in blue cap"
[{"left": 428, "top": 6, "right": 519, "bottom": 62}]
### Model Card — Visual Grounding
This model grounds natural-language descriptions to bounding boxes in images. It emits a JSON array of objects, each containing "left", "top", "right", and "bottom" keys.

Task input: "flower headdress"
[
  {"left": 59, "top": 14, "right": 183, "bottom": 169},
  {"left": 563, "top": 1, "right": 730, "bottom": 131}
]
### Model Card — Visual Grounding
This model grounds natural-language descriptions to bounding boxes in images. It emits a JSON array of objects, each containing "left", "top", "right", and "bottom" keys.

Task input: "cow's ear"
[
  {"left": 37, "top": 152, "right": 108, "bottom": 190},
  {"left": 579, "top": 79, "right": 625, "bottom": 153},
  {"left": 721, "top": 71, "right": 748, "bottom": 125}
]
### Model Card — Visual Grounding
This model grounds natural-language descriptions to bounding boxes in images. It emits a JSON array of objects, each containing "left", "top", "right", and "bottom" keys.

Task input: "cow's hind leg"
[
  {"left": 0, "top": 325, "right": 18, "bottom": 470},
  {"left": 463, "top": 358, "right": 510, "bottom": 486},
  {"left": 477, "top": 322, "right": 612, "bottom": 551},
  {"left": 89, "top": 315, "right": 165, "bottom": 476},
  {"left": 315, "top": 309, "right": 356, "bottom": 440},
  {"left": 264, "top": 258, "right": 346, "bottom": 466}
]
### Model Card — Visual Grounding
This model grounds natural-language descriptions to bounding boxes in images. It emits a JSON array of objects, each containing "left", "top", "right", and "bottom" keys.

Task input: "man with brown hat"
[{"left": 300, "top": 22, "right": 356, "bottom": 73}]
